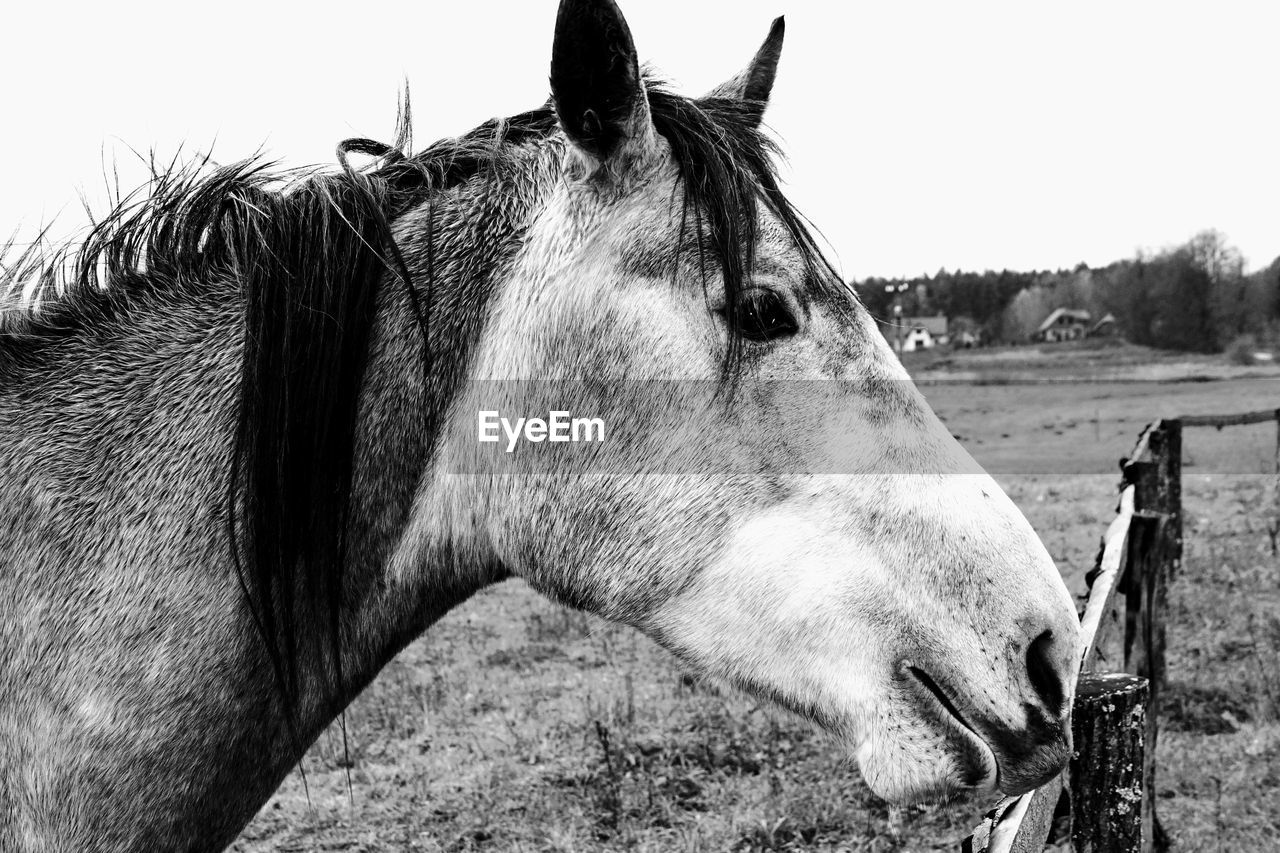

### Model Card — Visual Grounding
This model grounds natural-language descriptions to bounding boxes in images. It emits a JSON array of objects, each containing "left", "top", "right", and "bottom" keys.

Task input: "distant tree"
[
  {"left": 1188, "top": 229, "right": 1244, "bottom": 286},
  {"left": 1149, "top": 248, "right": 1216, "bottom": 351},
  {"left": 1099, "top": 247, "right": 1213, "bottom": 351},
  {"left": 1186, "top": 230, "right": 1255, "bottom": 346},
  {"left": 1002, "top": 286, "right": 1055, "bottom": 341},
  {"left": 1092, "top": 231, "right": 1262, "bottom": 352},
  {"left": 1240, "top": 255, "right": 1280, "bottom": 344}
]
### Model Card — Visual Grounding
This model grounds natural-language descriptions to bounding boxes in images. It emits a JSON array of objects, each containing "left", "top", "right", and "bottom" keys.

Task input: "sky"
[{"left": 2, "top": 0, "right": 1277, "bottom": 281}]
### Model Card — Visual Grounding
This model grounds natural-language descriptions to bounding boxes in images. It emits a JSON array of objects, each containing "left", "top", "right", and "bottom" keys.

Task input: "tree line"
[{"left": 855, "top": 230, "right": 1280, "bottom": 352}]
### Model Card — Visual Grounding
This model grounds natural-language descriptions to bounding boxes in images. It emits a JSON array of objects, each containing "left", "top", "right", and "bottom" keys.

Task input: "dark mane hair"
[{"left": 0, "top": 82, "right": 834, "bottom": 722}]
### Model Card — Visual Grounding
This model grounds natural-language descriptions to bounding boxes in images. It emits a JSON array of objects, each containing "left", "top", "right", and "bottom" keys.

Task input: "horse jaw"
[{"left": 641, "top": 469, "right": 1078, "bottom": 803}]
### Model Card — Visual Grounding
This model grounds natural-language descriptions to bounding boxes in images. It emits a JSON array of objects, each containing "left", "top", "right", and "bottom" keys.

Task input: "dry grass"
[{"left": 233, "top": 341, "right": 1280, "bottom": 851}]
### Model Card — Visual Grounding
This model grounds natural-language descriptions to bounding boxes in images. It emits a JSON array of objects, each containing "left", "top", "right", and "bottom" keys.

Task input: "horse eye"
[{"left": 734, "top": 289, "right": 798, "bottom": 342}]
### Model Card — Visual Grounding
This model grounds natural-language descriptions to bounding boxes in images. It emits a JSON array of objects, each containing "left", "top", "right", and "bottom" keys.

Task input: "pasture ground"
[{"left": 234, "top": 341, "right": 1280, "bottom": 851}]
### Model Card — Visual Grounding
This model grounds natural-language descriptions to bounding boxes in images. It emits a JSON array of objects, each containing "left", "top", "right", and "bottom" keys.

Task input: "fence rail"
[
  {"left": 1176, "top": 407, "right": 1280, "bottom": 552},
  {"left": 1177, "top": 408, "right": 1280, "bottom": 428},
  {"left": 966, "top": 407, "right": 1280, "bottom": 852}
]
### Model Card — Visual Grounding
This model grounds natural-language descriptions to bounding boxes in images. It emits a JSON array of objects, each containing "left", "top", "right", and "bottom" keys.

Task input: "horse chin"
[{"left": 852, "top": 711, "right": 998, "bottom": 805}]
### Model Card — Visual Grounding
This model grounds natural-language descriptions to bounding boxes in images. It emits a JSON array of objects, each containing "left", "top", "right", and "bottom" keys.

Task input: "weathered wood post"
[
  {"left": 1070, "top": 673, "right": 1149, "bottom": 853},
  {"left": 966, "top": 411, "right": 1280, "bottom": 853},
  {"left": 1272, "top": 409, "right": 1280, "bottom": 555},
  {"left": 1119, "top": 419, "right": 1181, "bottom": 852}
]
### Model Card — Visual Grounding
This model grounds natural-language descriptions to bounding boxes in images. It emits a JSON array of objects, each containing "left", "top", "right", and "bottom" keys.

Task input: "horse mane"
[{"left": 0, "top": 81, "right": 834, "bottom": 722}]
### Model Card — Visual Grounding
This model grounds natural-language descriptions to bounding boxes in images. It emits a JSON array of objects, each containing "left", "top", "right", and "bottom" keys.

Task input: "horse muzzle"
[{"left": 904, "top": 624, "right": 1077, "bottom": 796}]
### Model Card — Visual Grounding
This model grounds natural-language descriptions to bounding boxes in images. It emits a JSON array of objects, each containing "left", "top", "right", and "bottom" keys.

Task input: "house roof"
[
  {"left": 1037, "top": 307, "right": 1092, "bottom": 334},
  {"left": 1090, "top": 313, "right": 1117, "bottom": 333},
  {"left": 904, "top": 315, "right": 948, "bottom": 336}
]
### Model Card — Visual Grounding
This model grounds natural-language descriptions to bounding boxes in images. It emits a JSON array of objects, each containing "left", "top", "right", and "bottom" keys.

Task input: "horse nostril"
[{"left": 1026, "top": 630, "right": 1066, "bottom": 714}]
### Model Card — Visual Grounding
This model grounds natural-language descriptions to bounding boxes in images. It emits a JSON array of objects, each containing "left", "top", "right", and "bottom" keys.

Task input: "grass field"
[{"left": 233, "top": 342, "right": 1280, "bottom": 852}]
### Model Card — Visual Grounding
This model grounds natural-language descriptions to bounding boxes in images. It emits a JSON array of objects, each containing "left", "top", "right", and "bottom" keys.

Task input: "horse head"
[{"left": 414, "top": 0, "right": 1080, "bottom": 804}]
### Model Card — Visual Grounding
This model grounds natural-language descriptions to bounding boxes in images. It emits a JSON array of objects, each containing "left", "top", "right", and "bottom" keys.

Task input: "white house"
[{"left": 900, "top": 315, "right": 949, "bottom": 352}]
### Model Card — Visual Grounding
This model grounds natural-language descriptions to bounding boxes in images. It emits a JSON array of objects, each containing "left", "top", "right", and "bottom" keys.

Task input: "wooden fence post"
[
  {"left": 1271, "top": 410, "right": 1280, "bottom": 555},
  {"left": 968, "top": 410, "right": 1275, "bottom": 853},
  {"left": 1070, "top": 673, "right": 1149, "bottom": 853},
  {"left": 1120, "top": 419, "right": 1181, "bottom": 852}
]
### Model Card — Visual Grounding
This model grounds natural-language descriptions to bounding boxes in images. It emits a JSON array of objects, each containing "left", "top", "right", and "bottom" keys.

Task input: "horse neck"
[
  {"left": 328, "top": 158, "right": 553, "bottom": 700},
  {"left": 0, "top": 154, "right": 551, "bottom": 850}
]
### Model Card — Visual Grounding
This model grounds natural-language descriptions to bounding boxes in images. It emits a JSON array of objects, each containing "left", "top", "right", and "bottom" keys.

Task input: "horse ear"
[
  {"left": 704, "top": 16, "right": 785, "bottom": 121},
  {"left": 550, "top": 0, "right": 656, "bottom": 170}
]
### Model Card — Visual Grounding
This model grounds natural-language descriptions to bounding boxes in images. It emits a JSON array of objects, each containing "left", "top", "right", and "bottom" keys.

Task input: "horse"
[{"left": 0, "top": 1, "right": 1081, "bottom": 849}]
